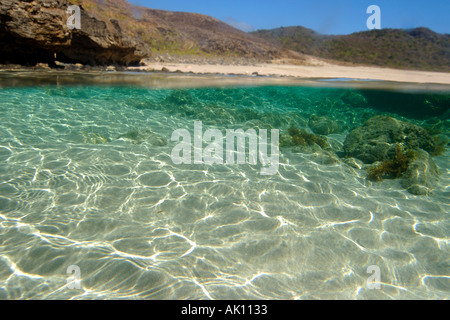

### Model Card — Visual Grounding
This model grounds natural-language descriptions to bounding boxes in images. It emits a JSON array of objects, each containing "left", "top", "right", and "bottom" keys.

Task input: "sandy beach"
[{"left": 131, "top": 61, "right": 450, "bottom": 85}]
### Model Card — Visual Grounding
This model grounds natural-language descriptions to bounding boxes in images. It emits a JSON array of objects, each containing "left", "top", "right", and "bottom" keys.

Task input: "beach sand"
[{"left": 131, "top": 61, "right": 450, "bottom": 85}]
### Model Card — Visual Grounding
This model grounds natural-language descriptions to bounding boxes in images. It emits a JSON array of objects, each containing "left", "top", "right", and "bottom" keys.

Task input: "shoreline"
[
  {"left": 130, "top": 62, "right": 450, "bottom": 85},
  {"left": 1, "top": 61, "right": 450, "bottom": 89}
]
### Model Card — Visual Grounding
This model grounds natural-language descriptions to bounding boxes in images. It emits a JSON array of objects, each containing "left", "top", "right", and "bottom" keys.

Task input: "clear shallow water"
[{"left": 0, "top": 74, "right": 449, "bottom": 299}]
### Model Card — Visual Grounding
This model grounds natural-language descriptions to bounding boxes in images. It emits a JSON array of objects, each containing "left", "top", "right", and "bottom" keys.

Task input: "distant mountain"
[{"left": 252, "top": 26, "right": 450, "bottom": 71}]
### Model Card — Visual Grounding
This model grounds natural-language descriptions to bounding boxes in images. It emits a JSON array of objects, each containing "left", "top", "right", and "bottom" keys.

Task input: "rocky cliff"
[
  {"left": 0, "top": 0, "right": 145, "bottom": 66},
  {"left": 0, "top": 0, "right": 284, "bottom": 67}
]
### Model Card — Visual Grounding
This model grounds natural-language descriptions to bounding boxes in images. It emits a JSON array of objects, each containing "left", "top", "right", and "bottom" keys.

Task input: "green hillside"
[{"left": 252, "top": 26, "right": 450, "bottom": 71}]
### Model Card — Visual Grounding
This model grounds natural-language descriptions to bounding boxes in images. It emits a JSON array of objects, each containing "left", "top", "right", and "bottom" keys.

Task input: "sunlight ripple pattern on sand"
[{"left": 0, "top": 84, "right": 448, "bottom": 299}]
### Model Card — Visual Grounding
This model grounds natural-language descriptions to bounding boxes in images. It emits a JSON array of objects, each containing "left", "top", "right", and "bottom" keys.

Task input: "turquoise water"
[{"left": 0, "top": 74, "right": 449, "bottom": 299}]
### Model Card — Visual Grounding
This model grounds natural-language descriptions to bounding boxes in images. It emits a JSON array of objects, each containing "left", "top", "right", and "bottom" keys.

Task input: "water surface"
[{"left": 0, "top": 72, "right": 449, "bottom": 299}]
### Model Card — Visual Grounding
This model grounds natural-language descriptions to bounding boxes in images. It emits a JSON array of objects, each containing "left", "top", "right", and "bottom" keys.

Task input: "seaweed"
[
  {"left": 368, "top": 144, "right": 416, "bottom": 181},
  {"left": 429, "top": 136, "right": 447, "bottom": 156},
  {"left": 286, "top": 125, "right": 328, "bottom": 149},
  {"left": 424, "top": 125, "right": 442, "bottom": 136},
  {"left": 164, "top": 90, "right": 196, "bottom": 106}
]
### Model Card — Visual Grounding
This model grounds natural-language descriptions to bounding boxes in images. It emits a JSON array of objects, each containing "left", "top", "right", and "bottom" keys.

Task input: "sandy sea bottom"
[{"left": 0, "top": 82, "right": 449, "bottom": 299}]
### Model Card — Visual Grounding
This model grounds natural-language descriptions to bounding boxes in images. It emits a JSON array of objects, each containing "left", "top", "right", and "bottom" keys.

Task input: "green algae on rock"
[
  {"left": 343, "top": 116, "right": 446, "bottom": 195},
  {"left": 308, "top": 114, "right": 342, "bottom": 135},
  {"left": 282, "top": 125, "right": 328, "bottom": 149},
  {"left": 344, "top": 116, "right": 438, "bottom": 164},
  {"left": 367, "top": 144, "right": 416, "bottom": 181},
  {"left": 164, "top": 90, "right": 197, "bottom": 106}
]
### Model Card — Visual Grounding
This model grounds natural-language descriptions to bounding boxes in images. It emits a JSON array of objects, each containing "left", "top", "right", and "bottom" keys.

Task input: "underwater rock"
[
  {"left": 82, "top": 132, "right": 110, "bottom": 144},
  {"left": 309, "top": 150, "right": 340, "bottom": 165},
  {"left": 343, "top": 157, "right": 363, "bottom": 170},
  {"left": 260, "top": 112, "right": 306, "bottom": 129},
  {"left": 340, "top": 90, "right": 368, "bottom": 108},
  {"left": 344, "top": 116, "right": 437, "bottom": 164},
  {"left": 367, "top": 144, "right": 414, "bottom": 182},
  {"left": 195, "top": 105, "right": 236, "bottom": 125},
  {"left": 281, "top": 126, "right": 340, "bottom": 165},
  {"left": 164, "top": 90, "right": 197, "bottom": 106},
  {"left": 308, "top": 114, "right": 342, "bottom": 135},
  {"left": 239, "top": 119, "right": 274, "bottom": 131},
  {"left": 292, "top": 143, "right": 323, "bottom": 154},
  {"left": 326, "top": 137, "right": 344, "bottom": 154},
  {"left": 400, "top": 149, "right": 440, "bottom": 195},
  {"left": 281, "top": 125, "right": 328, "bottom": 150},
  {"left": 364, "top": 144, "right": 440, "bottom": 195},
  {"left": 148, "top": 134, "right": 168, "bottom": 146},
  {"left": 280, "top": 133, "right": 295, "bottom": 147},
  {"left": 162, "top": 90, "right": 201, "bottom": 118},
  {"left": 118, "top": 129, "right": 167, "bottom": 145},
  {"left": 130, "top": 101, "right": 156, "bottom": 110},
  {"left": 235, "top": 108, "right": 260, "bottom": 123}
]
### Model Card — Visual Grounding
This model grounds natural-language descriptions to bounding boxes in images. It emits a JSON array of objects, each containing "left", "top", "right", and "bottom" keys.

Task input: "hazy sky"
[{"left": 127, "top": 0, "right": 450, "bottom": 35}]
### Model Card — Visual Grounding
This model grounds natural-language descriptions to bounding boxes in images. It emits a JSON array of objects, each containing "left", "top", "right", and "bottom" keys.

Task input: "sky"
[{"left": 127, "top": 0, "right": 450, "bottom": 35}]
